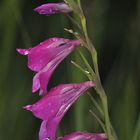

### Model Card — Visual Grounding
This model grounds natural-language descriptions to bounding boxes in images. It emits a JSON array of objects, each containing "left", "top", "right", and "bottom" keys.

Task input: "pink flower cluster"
[{"left": 17, "top": 2, "right": 107, "bottom": 140}]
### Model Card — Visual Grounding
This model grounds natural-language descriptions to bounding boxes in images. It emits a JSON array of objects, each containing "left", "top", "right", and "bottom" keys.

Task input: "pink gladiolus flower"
[
  {"left": 17, "top": 38, "right": 80, "bottom": 95},
  {"left": 23, "top": 81, "right": 94, "bottom": 140},
  {"left": 34, "top": 3, "right": 72, "bottom": 16},
  {"left": 60, "top": 131, "right": 107, "bottom": 140}
]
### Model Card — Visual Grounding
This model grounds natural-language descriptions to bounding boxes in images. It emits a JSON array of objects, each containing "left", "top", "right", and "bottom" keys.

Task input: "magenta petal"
[
  {"left": 31, "top": 41, "right": 80, "bottom": 94},
  {"left": 23, "top": 105, "right": 32, "bottom": 111},
  {"left": 17, "top": 38, "right": 70, "bottom": 72},
  {"left": 39, "top": 121, "right": 47, "bottom": 140},
  {"left": 28, "top": 38, "right": 71, "bottom": 72},
  {"left": 24, "top": 81, "right": 94, "bottom": 140},
  {"left": 32, "top": 74, "right": 40, "bottom": 93},
  {"left": 32, "top": 55, "right": 65, "bottom": 94},
  {"left": 34, "top": 3, "right": 72, "bottom": 16},
  {"left": 17, "top": 37, "right": 81, "bottom": 94},
  {"left": 16, "top": 48, "right": 30, "bottom": 55},
  {"left": 60, "top": 132, "right": 107, "bottom": 140},
  {"left": 28, "top": 47, "right": 53, "bottom": 72},
  {"left": 39, "top": 119, "right": 59, "bottom": 140}
]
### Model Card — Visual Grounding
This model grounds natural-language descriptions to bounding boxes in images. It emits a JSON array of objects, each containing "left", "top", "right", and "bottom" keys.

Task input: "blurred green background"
[{"left": 0, "top": 0, "right": 140, "bottom": 140}]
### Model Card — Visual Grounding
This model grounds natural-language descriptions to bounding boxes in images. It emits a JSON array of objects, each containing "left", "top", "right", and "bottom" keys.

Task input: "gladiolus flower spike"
[
  {"left": 34, "top": 3, "right": 72, "bottom": 16},
  {"left": 16, "top": 0, "right": 117, "bottom": 140},
  {"left": 17, "top": 38, "right": 81, "bottom": 95},
  {"left": 23, "top": 81, "right": 95, "bottom": 140}
]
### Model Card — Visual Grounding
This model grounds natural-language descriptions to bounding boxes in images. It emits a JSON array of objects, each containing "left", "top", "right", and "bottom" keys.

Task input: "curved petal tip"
[
  {"left": 23, "top": 105, "right": 32, "bottom": 111},
  {"left": 16, "top": 48, "right": 29, "bottom": 55}
]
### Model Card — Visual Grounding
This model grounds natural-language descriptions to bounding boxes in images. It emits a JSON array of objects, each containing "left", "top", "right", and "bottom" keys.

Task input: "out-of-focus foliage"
[{"left": 0, "top": 0, "right": 139, "bottom": 140}]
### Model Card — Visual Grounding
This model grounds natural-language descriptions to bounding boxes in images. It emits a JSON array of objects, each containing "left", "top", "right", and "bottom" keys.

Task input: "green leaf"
[{"left": 132, "top": 114, "right": 140, "bottom": 140}]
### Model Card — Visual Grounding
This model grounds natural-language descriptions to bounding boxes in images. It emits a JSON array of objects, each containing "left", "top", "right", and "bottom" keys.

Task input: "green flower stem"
[
  {"left": 76, "top": 1, "right": 117, "bottom": 140},
  {"left": 67, "top": 0, "right": 118, "bottom": 139},
  {"left": 81, "top": 16, "right": 91, "bottom": 47},
  {"left": 91, "top": 49, "right": 117, "bottom": 140},
  {"left": 100, "top": 92, "right": 115, "bottom": 140}
]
